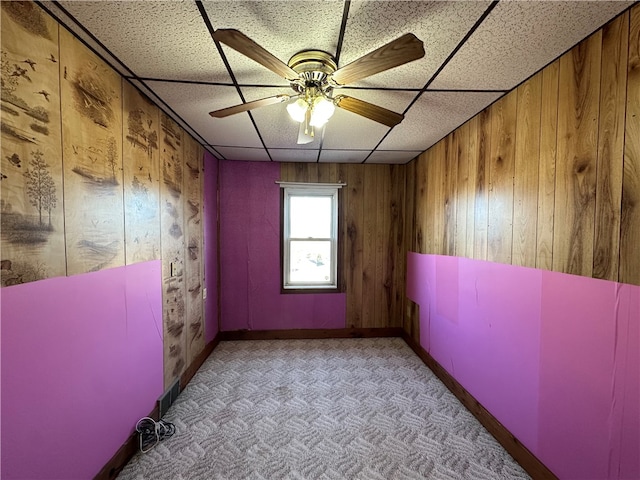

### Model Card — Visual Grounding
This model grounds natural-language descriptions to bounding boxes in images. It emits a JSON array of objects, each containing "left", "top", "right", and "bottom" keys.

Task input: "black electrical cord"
[{"left": 136, "top": 417, "right": 176, "bottom": 453}]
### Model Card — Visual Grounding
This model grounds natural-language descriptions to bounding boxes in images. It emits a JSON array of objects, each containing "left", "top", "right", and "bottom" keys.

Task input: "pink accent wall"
[
  {"left": 203, "top": 151, "right": 219, "bottom": 342},
  {"left": 219, "top": 160, "right": 346, "bottom": 331},
  {"left": 1, "top": 261, "right": 163, "bottom": 480},
  {"left": 407, "top": 253, "right": 639, "bottom": 480}
]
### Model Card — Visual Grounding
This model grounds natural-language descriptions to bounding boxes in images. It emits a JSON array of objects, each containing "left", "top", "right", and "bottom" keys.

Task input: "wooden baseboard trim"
[
  {"left": 94, "top": 333, "right": 221, "bottom": 480},
  {"left": 401, "top": 332, "right": 558, "bottom": 480},
  {"left": 220, "top": 327, "right": 404, "bottom": 341},
  {"left": 180, "top": 333, "right": 221, "bottom": 390}
]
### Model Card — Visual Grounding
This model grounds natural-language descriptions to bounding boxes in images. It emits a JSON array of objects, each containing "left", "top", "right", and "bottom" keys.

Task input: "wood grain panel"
[
  {"left": 338, "top": 163, "right": 350, "bottom": 292},
  {"left": 553, "top": 32, "right": 602, "bottom": 277},
  {"left": 513, "top": 73, "right": 542, "bottom": 268},
  {"left": 60, "top": 28, "right": 125, "bottom": 275},
  {"left": 184, "top": 136, "right": 204, "bottom": 366},
  {"left": 594, "top": 13, "right": 628, "bottom": 281},
  {"left": 404, "top": 159, "right": 417, "bottom": 254},
  {"left": 414, "top": 151, "right": 428, "bottom": 253},
  {"left": 487, "top": 91, "right": 517, "bottom": 265},
  {"left": 536, "top": 60, "right": 559, "bottom": 271},
  {"left": 444, "top": 132, "right": 458, "bottom": 256},
  {"left": 122, "top": 82, "right": 161, "bottom": 264},
  {"left": 362, "top": 166, "right": 377, "bottom": 326},
  {"left": 389, "top": 164, "right": 405, "bottom": 327},
  {"left": 160, "top": 112, "right": 186, "bottom": 389},
  {"left": 455, "top": 123, "right": 470, "bottom": 257},
  {"left": 473, "top": 108, "right": 491, "bottom": 261},
  {"left": 621, "top": 6, "right": 640, "bottom": 286},
  {"left": 405, "top": 300, "right": 420, "bottom": 344},
  {"left": 403, "top": 159, "right": 417, "bottom": 334},
  {"left": 280, "top": 162, "right": 294, "bottom": 182},
  {"left": 345, "top": 165, "right": 365, "bottom": 328},
  {"left": 1, "top": 8, "right": 66, "bottom": 286},
  {"left": 465, "top": 118, "right": 478, "bottom": 259},
  {"left": 432, "top": 141, "right": 447, "bottom": 255},
  {"left": 375, "top": 166, "right": 392, "bottom": 327},
  {"left": 317, "top": 163, "right": 338, "bottom": 184}
]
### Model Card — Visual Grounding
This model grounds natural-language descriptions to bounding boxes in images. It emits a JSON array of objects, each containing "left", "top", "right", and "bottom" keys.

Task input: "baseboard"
[
  {"left": 180, "top": 333, "right": 221, "bottom": 390},
  {"left": 220, "top": 327, "right": 404, "bottom": 341},
  {"left": 94, "top": 333, "right": 221, "bottom": 480},
  {"left": 401, "top": 332, "right": 558, "bottom": 480}
]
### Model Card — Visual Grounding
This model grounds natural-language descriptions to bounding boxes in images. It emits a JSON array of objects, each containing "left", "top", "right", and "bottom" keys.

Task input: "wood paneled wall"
[
  {"left": 281, "top": 163, "right": 406, "bottom": 329},
  {"left": 1, "top": 2, "right": 207, "bottom": 390},
  {"left": 406, "top": 7, "right": 640, "bottom": 291}
]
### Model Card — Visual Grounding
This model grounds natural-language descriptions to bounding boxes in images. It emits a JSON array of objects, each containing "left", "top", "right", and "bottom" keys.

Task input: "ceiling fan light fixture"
[
  {"left": 286, "top": 98, "right": 307, "bottom": 123},
  {"left": 309, "top": 96, "right": 335, "bottom": 127}
]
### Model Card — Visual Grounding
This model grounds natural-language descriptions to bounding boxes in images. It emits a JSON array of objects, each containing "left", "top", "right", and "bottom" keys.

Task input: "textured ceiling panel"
[
  {"left": 319, "top": 150, "right": 370, "bottom": 164},
  {"left": 202, "top": 1, "right": 344, "bottom": 86},
  {"left": 269, "top": 149, "right": 320, "bottom": 163},
  {"left": 58, "top": 0, "right": 229, "bottom": 82},
  {"left": 145, "top": 81, "right": 263, "bottom": 148},
  {"left": 430, "top": 0, "right": 634, "bottom": 90},
  {"left": 366, "top": 150, "right": 422, "bottom": 165},
  {"left": 339, "top": 0, "right": 491, "bottom": 89},
  {"left": 379, "top": 91, "right": 503, "bottom": 151},
  {"left": 214, "top": 147, "right": 270, "bottom": 162}
]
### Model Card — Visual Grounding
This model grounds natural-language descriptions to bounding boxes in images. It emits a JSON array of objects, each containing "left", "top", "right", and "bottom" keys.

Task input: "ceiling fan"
[{"left": 209, "top": 29, "right": 425, "bottom": 144}]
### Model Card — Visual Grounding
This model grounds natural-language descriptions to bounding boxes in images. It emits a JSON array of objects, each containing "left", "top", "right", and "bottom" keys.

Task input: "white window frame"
[{"left": 280, "top": 183, "right": 342, "bottom": 290}]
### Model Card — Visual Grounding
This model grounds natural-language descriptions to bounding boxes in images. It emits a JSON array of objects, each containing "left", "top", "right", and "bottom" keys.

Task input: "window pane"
[
  {"left": 289, "top": 240, "right": 332, "bottom": 283},
  {"left": 290, "top": 196, "right": 332, "bottom": 238}
]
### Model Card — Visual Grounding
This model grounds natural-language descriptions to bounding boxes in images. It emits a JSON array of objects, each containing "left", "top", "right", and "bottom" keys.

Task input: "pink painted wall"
[
  {"left": 1, "top": 261, "right": 164, "bottom": 480},
  {"left": 407, "top": 253, "right": 639, "bottom": 480},
  {"left": 203, "top": 151, "right": 219, "bottom": 342},
  {"left": 219, "top": 160, "right": 346, "bottom": 331}
]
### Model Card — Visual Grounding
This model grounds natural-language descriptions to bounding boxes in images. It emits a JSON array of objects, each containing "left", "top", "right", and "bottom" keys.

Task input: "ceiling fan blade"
[
  {"left": 334, "top": 95, "right": 404, "bottom": 128},
  {"left": 213, "top": 29, "right": 299, "bottom": 81},
  {"left": 209, "top": 94, "right": 291, "bottom": 118},
  {"left": 331, "top": 33, "right": 425, "bottom": 86}
]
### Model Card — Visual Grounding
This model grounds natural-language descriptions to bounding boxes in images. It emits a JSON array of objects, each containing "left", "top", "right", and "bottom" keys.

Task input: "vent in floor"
[{"left": 158, "top": 379, "right": 180, "bottom": 417}]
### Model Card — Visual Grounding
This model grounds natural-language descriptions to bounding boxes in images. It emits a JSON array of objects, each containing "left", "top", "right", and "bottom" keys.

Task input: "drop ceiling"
[{"left": 40, "top": 0, "right": 634, "bottom": 164}]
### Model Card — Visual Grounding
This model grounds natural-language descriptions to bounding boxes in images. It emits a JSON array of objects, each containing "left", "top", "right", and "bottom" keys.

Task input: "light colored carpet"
[{"left": 117, "top": 338, "right": 531, "bottom": 479}]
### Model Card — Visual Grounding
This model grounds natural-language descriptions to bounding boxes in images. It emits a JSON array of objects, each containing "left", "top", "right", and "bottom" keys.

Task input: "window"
[{"left": 281, "top": 183, "right": 341, "bottom": 290}]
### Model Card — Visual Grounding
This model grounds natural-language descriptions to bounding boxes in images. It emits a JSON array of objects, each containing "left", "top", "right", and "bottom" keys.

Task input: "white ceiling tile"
[
  {"left": 430, "top": 1, "right": 633, "bottom": 90},
  {"left": 366, "top": 151, "right": 422, "bottom": 164},
  {"left": 214, "top": 147, "right": 270, "bottom": 162},
  {"left": 269, "top": 149, "right": 319, "bottom": 163},
  {"left": 319, "top": 150, "right": 370, "bottom": 164},
  {"left": 379, "top": 91, "right": 502, "bottom": 151},
  {"left": 145, "top": 81, "right": 263, "bottom": 148},
  {"left": 58, "top": 0, "right": 230, "bottom": 82},
  {"left": 202, "top": 1, "right": 344, "bottom": 86},
  {"left": 339, "top": 1, "right": 491, "bottom": 89}
]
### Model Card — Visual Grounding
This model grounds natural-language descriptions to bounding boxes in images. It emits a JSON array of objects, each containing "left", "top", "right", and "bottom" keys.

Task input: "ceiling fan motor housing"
[{"left": 288, "top": 50, "right": 337, "bottom": 95}]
